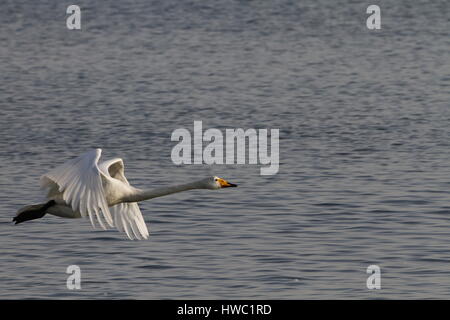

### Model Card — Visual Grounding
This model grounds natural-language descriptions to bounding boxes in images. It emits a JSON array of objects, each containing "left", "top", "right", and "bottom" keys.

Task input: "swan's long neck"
[{"left": 123, "top": 181, "right": 205, "bottom": 203}]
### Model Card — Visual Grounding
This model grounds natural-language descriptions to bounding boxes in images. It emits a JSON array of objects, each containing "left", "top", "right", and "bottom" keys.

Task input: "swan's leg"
[
  {"left": 46, "top": 204, "right": 82, "bottom": 219},
  {"left": 13, "top": 200, "right": 56, "bottom": 224}
]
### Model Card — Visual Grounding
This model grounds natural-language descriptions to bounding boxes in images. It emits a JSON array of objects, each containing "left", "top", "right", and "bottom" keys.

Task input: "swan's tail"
[{"left": 13, "top": 200, "right": 55, "bottom": 225}]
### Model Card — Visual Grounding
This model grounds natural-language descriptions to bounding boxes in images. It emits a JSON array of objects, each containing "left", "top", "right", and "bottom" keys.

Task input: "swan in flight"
[{"left": 13, "top": 149, "right": 237, "bottom": 240}]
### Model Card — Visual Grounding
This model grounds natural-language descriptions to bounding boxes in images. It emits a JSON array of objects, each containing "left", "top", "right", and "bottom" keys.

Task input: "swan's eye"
[{"left": 214, "top": 178, "right": 218, "bottom": 181}]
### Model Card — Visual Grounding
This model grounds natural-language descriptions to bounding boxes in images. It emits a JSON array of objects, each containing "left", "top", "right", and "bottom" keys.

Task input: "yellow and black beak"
[{"left": 217, "top": 178, "right": 238, "bottom": 188}]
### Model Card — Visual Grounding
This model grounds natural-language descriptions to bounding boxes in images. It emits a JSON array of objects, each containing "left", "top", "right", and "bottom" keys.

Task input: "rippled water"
[{"left": 0, "top": 0, "right": 449, "bottom": 299}]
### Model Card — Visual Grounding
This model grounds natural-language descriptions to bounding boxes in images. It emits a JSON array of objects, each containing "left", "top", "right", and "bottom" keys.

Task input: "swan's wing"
[
  {"left": 99, "top": 158, "right": 150, "bottom": 240},
  {"left": 110, "top": 203, "right": 149, "bottom": 240},
  {"left": 98, "top": 158, "right": 129, "bottom": 185},
  {"left": 40, "top": 149, "right": 114, "bottom": 229}
]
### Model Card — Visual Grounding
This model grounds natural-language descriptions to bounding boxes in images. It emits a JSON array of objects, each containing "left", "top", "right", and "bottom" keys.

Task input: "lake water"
[{"left": 0, "top": 0, "right": 449, "bottom": 299}]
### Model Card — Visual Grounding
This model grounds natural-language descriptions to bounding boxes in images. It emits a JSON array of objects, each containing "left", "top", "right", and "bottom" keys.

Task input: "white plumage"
[
  {"left": 40, "top": 149, "right": 148, "bottom": 239},
  {"left": 16, "top": 149, "right": 237, "bottom": 240}
]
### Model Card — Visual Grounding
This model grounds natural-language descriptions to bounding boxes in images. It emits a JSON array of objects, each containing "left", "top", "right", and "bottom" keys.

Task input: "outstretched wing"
[
  {"left": 40, "top": 149, "right": 114, "bottom": 229},
  {"left": 99, "top": 158, "right": 149, "bottom": 240},
  {"left": 110, "top": 203, "right": 149, "bottom": 240}
]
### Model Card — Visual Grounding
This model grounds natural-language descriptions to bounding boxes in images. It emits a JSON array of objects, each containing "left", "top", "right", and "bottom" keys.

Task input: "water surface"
[{"left": 0, "top": 0, "right": 449, "bottom": 299}]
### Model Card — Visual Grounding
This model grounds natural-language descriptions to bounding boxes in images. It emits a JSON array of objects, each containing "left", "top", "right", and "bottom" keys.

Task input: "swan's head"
[{"left": 200, "top": 176, "right": 237, "bottom": 189}]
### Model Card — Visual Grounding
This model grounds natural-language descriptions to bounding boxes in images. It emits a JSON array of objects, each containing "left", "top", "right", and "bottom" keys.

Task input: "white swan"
[{"left": 13, "top": 149, "right": 237, "bottom": 240}]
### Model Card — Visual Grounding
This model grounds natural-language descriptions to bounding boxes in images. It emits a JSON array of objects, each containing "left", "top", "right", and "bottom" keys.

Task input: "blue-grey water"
[{"left": 0, "top": 0, "right": 449, "bottom": 299}]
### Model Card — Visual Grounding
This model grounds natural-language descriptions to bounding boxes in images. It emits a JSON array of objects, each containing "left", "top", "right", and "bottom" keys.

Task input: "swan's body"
[{"left": 14, "top": 149, "right": 237, "bottom": 240}]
